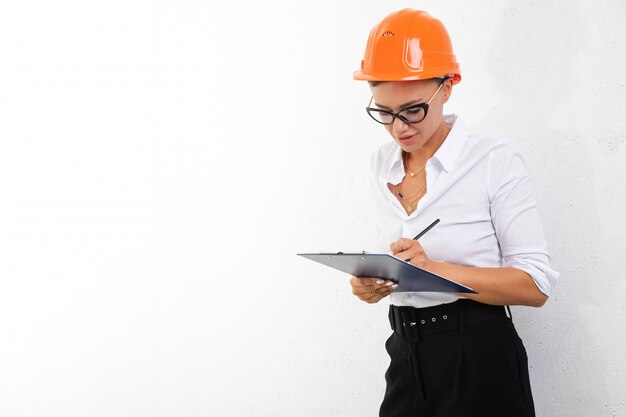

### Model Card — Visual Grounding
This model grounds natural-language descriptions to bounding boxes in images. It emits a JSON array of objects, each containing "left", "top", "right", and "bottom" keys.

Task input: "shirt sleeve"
[{"left": 487, "top": 143, "right": 559, "bottom": 296}]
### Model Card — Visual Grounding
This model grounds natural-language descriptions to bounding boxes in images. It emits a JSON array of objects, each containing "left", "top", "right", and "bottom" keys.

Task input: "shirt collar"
[
  {"left": 431, "top": 114, "right": 468, "bottom": 172},
  {"left": 381, "top": 114, "right": 468, "bottom": 183}
]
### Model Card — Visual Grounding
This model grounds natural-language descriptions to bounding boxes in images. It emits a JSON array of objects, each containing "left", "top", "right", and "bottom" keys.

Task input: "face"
[{"left": 369, "top": 79, "right": 452, "bottom": 152}]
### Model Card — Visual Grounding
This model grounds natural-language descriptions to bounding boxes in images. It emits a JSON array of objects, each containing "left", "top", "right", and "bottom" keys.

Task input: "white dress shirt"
[{"left": 369, "top": 114, "right": 559, "bottom": 308}]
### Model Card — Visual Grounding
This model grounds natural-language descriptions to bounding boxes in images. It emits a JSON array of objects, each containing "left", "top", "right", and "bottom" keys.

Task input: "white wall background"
[{"left": 1, "top": 1, "right": 625, "bottom": 416}]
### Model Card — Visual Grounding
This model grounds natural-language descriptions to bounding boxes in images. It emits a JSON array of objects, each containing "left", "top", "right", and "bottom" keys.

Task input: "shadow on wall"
[{"left": 480, "top": 2, "right": 625, "bottom": 414}]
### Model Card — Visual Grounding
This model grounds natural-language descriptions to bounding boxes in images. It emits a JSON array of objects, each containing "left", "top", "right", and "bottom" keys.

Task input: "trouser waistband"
[{"left": 389, "top": 299, "right": 512, "bottom": 343}]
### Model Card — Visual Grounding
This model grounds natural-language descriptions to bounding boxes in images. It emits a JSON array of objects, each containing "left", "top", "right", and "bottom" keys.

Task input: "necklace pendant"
[{"left": 410, "top": 172, "right": 415, "bottom": 177}]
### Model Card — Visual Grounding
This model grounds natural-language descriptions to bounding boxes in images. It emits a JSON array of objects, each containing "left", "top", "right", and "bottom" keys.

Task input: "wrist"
[{"left": 423, "top": 258, "right": 438, "bottom": 272}]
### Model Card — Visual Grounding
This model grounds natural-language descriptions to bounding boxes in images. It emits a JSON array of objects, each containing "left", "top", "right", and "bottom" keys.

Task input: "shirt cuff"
[{"left": 504, "top": 256, "right": 559, "bottom": 297}]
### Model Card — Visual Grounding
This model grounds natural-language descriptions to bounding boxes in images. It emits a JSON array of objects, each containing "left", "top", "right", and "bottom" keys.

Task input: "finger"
[
  {"left": 394, "top": 241, "right": 425, "bottom": 261},
  {"left": 395, "top": 248, "right": 428, "bottom": 266},
  {"left": 353, "top": 283, "right": 383, "bottom": 297},
  {"left": 351, "top": 276, "right": 389, "bottom": 287},
  {"left": 354, "top": 280, "right": 396, "bottom": 293},
  {"left": 353, "top": 281, "right": 394, "bottom": 299},
  {"left": 362, "top": 287, "right": 383, "bottom": 301},
  {"left": 390, "top": 238, "right": 415, "bottom": 255},
  {"left": 394, "top": 250, "right": 414, "bottom": 261},
  {"left": 364, "top": 285, "right": 395, "bottom": 303},
  {"left": 365, "top": 282, "right": 397, "bottom": 297}
]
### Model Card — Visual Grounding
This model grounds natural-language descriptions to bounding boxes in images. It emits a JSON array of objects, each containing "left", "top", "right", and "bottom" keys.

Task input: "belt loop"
[
  {"left": 458, "top": 300, "right": 466, "bottom": 332},
  {"left": 390, "top": 306, "right": 402, "bottom": 336},
  {"left": 399, "top": 310, "right": 408, "bottom": 339},
  {"left": 407, "top": 309, "right": 420, "bottom": 343},
  {"left": 396, "top": 308, "right": 406, "bottom": 338}
]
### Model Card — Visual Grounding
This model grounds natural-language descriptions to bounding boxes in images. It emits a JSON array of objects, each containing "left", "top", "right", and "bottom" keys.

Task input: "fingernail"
[
  {"left": 391, "top": 284, "right": 398, "bottom": 289},
  {"left": 376, "top": 280, "right": 385, "bottom": 284},
  {"left": 385, "top": 281, "right": 394, "bottom": 286}
]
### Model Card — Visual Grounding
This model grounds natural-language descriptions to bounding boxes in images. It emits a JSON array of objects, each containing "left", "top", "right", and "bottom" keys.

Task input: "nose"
[{"left": 392, "top": 116, "right": 410, "bottom": 136}]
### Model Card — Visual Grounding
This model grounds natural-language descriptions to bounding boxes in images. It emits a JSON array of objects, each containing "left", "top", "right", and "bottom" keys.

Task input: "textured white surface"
[{"left": 0, "top": 0, "right": 624, "bottom": 416}]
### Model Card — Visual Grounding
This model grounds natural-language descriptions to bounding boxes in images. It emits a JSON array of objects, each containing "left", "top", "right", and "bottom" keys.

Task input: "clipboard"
[{"left": 297, "top": 252, "right": 477, "bottom": 293}]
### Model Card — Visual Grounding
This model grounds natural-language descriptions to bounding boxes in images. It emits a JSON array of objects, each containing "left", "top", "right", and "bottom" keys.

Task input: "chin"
[{"left": 396, "top": 138, "right": 424, "bottom": 152}]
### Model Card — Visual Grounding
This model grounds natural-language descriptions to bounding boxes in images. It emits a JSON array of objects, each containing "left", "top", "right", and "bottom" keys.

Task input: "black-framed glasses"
[{"left": 365, "top": 81, "right": 445, "bottom": 125}]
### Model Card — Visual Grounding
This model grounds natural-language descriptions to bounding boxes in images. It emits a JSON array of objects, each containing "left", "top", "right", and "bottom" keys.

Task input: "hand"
[
  {"left": 390, "top": 238, "right": 432, "bottom": 269},
  {"left": 350, "top": 277, "right": 398, "bottom": 304}
]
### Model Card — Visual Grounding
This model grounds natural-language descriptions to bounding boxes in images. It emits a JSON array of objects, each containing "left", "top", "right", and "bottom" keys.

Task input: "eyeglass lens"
[{"left": 369, "top": 106, "right": 427, "bottom": 125}]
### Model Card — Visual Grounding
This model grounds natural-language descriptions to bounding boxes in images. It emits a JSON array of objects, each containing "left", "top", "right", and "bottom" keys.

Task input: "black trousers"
[{"left": 380, "top": 300, "right": 535, "bottom": 417}]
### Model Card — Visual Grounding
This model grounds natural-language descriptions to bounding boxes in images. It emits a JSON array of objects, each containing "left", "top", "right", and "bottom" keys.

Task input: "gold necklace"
[
  {"left": 395, "top": 181, "right": 427, "bottom": 200},
  {"left": 403, "top": 152, "right": 426, "bottom": 178},
  {"left": 395, "top": 183, "right": 427, "bottom": 213}
]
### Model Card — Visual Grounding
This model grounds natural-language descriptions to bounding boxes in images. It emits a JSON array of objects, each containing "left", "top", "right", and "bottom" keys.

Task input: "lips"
[{"left": 398, "top": 134, "right": 416, "bottom": 144}]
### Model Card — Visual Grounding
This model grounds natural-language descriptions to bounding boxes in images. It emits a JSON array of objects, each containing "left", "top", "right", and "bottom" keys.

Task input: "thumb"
[{"left": 394, "top": 238, "right": 417, "bottom": 254}]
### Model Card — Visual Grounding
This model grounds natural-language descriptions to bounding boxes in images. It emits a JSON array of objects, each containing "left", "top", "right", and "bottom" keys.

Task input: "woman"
[{"left": 350, "top": 9, "right": 558, "bottom": 417}]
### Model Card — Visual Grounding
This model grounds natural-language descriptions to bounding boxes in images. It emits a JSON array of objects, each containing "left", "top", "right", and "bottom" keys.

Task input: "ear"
[{"left": 442, "top": 79, "right": 454, "bottom": 104}]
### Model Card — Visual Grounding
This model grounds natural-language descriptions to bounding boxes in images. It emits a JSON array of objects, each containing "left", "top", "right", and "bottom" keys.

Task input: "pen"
[{"left": 413, "top": 218, "right": 440, "bottom": 240}]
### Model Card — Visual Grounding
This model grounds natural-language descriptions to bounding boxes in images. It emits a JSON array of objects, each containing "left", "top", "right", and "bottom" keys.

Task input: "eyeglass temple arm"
[{"left": 426, "top": 82, "right": 445, "bottom": 105}]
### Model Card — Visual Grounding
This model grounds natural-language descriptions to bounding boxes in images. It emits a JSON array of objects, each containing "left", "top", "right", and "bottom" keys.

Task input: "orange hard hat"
[{"left": 353, "top": 9, "right": 461, "bottom": 84}]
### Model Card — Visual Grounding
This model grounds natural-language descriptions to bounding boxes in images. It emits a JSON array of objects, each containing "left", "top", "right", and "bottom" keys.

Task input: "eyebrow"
[{"left": 373, "top": 99, "right": 425, "bottom": 111}]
